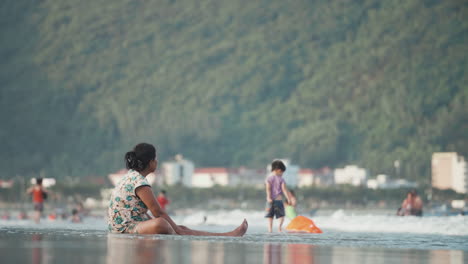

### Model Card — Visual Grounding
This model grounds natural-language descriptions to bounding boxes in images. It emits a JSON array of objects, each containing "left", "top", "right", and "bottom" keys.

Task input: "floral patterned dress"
[{"left": 107, "top": 170, "right": 151, "bottom": 233}]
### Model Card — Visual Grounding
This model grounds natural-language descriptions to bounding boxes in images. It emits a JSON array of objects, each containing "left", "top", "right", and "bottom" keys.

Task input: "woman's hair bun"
[
  {"left": 125, "top": 151, "right": 139, "bottom": 170},
  {"left": 124, "top": 143, "right": 156, "bottom": 172}
]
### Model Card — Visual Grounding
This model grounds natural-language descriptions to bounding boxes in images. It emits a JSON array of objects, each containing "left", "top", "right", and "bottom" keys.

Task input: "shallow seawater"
[
  {"left": 1, "top": 210, "right": 467, "bottom": 263},
  {"left": 1, "top": 221, "right": 467, "bottom": 264}
]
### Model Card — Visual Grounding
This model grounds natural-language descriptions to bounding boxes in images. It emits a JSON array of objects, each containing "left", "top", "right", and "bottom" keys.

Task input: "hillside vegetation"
[{"left": 1, "top": 0, "right": 467, "bottom": 183}]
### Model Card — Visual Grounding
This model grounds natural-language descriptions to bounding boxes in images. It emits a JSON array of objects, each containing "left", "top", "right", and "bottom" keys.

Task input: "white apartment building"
[
  {"left": 161, "top": 155, "right": 194, "bottom": 187},
  {"left": 192, "top": 168, "right": 230, "bottom": 188},
  {"left": 298, "top": 169, "right": 314, "bottom": 187},
  {"left": 334, "top": 165, "right": 367, "bottom": 186}
]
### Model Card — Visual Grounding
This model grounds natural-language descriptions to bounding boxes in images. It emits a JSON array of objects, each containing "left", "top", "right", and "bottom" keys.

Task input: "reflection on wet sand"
[
  {"left": 107, "top": 235, "right": 226, "bottom": 264},
  {"left": 263, "top": 244, "right": 282, "bottom": 264},
  {"left": 262, "top": 243, "right": 466, "bottom": 264},
  {"left": 31, "top": 234, "right": 43, "bottom": 264},
  {"left": 264, "top": 243, "right": 315, "bottom": 264},
  {"left": 0, "top": 230, "right": 465, "bottom": 264},
  {"left": 107, "top": 235, "right": 171, "bottom": 264},
  {"left": 430, "top": 250, "right": 465, "bottom": 264}
]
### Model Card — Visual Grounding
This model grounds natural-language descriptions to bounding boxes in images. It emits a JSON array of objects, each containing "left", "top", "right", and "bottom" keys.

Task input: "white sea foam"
[
  {"left": 174, "top": 209, "right": 468, "bottom": 236},
  {"left": 1, "top": 209, "right": 467, "bottom": 236}
]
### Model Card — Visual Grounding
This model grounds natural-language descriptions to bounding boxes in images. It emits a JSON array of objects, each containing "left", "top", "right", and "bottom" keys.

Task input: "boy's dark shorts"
[
  {"left": 265, "top": 200, "right": 285, "bottom": 219},
  {"left": 34, "top": 203, "right": 44, "bottom": 212}
]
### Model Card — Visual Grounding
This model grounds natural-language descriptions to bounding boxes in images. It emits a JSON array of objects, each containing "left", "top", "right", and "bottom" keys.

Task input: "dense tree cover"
[{"left": 1, "top": 0, "right": 467, "bottom": 184}]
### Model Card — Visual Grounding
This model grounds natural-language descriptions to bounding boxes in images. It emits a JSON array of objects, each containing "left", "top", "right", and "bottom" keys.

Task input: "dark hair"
[
  {"left": 160, "top": 190, "right": 166, "bottom": 195},
  {"left": 36, "top": 178, "right": 43, "bottom": 185},
  {"left": 271, "top": 160, "right": 286, "bottom": 172},
  {"left": 125, "top": 143, "right": 156, "bottom": 172}
]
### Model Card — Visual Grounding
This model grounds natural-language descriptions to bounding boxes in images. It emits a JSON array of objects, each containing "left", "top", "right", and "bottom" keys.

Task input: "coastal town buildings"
[
  {"left": 192, "top": 167, "right": 230, "bottom": 188},
  {"left": 161, "top": 155, "right": 194, "bottom": 187},
  {"left": 334, "top": 165, "right": 367, "bottom": 186},
  {"left": 298, "top": 169, "right": 314, "bottom": 187},
  {"left": 367, "top": 174, "right": 417, "bottom": 189},
  {"left": 432, "top": 152, "right": 467, "bottom": 194}
]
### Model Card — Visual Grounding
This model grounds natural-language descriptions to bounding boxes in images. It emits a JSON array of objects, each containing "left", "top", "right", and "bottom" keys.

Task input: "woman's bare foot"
[{"left": 230, "top": 219, "right": 248, "bottom": 237}]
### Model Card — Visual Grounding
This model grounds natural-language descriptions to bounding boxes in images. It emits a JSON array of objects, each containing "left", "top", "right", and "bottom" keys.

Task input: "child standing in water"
[
  {"left": 284, "top": 189, "right": 298, "bottom": 220},
  {"left": 27, "top": 178, "right": 48, "bottom": 224},
  {"left": 156, "top": 190, "right": 170, "bottom": 211},
  {"left": 265, "top": 160, "right": 291, "bottom": 233}
]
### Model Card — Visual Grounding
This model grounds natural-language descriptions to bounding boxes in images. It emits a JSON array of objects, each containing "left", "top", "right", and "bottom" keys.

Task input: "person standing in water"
[
  {"left": 265, "top": 160, "right": 291, "bottom": 233},
  {"left": 107, "top": 143, "right": 248, "bottom": 236},
  {"left": 284, "top": 189, "right": 297, "bottom": 220},
  {"left": 27, "top": 178, "right": 48, "bottom": 223},
  {"left": 409, "top": 189, "right": 423, "bottom": 216},
  {"left": 156, "top": 190, "right": 170, "bottom": 211},
  {"left": 398, "top": 190, "right": 423, "bottom": 216}
]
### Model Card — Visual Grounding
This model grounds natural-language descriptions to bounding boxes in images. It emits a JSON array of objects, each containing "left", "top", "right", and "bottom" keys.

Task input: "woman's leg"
[
  {"left": 135, "top": 217, "right": 177, "bottom": 234},
  {"left": 136, "top": 218, "right": 248, "bottom": 237},
  {"left": 177, "top": 219, "right": 248, "bottom": 237}
]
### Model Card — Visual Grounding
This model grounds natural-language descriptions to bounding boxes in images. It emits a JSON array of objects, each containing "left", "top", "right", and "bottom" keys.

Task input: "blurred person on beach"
[
  {"left": 409, "top": 189, "right": 423, "bottom": 216},
  {"left": 108, "top": 143, "right": 248, "bottom": 236},
  {"left": 156, "top": 190, "right": 170, "bottom": 211},
  {"left": 71, "top": 208, "right": 82, "bottom": 223},
  {"left": 398, "top": 191, "right": 413, "bottom": 216},
  {"left": 18, "top": 211, "right": 28, "bottom": 220},
  {"left": 75, "top": 201, "right": 90, "bottom": 217},
  {"left": 397, "top": 190, "right": 423, "bottom": 216},
  {"left": 284, "top": 189, "right": 297, "bottom": 220},
  {"left": 27, "top": 178, "right": 48, "bottom": 223},
  {"left": 265, "top": 160, "right": 291, "bottom": 233},
  {"left": 1, "top": 211, "right": 11, "bottom": 220}
]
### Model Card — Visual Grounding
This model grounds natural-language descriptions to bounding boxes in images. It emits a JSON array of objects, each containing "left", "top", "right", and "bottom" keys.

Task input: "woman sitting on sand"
[{"left": 107, "top": 143, "right": 248, "bottom": 236}]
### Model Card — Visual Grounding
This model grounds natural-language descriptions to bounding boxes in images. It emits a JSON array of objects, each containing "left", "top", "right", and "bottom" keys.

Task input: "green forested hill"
[{"left": 1, "top": 0, "right": 467, "bottom": 183}]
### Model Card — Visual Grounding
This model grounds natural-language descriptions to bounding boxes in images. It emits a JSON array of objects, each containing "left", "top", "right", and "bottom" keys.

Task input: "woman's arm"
[
  {"left": 401, "top": 199, "right": 407, "bottom": 208},
  {"left": 136, "top": 186, "right": 184, "bottom": 234}
]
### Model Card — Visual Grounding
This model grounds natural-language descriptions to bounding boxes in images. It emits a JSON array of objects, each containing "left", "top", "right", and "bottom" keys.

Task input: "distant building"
[
  {"left": 161, "top": 155, "right": 194, "bottom": 187},
  {"left": 191, "top": 167, "right": 267, "bottom": 188},
  {"left": 267, "top": 159, "right": 300, "bottom": 187},
  {"left": 192, "top": 168, "right": 230, "bottom": 188},
  {"left": 312, "top": 167, "right": 334, "bottom": 186},
  {"left": 108, "top": 169, "right": 157, "bottom": 186},
  {"left": 0, "top": 180, "right": 14, "bottom": 188},
  {"left": 30, "top": 178, "right": 56, "bottom": 188},
  {"left": 432, "top": 152, "right": 467, "bottom": 194},
  {"left": 231, "top": 167, "right": 267, "bottom": 188},
  {"left": 367, "top": 174, "right": 417, "bottom": 189},
  {"left": 334, "top": 165, "right": 367, "bottom": 186},
  {"left": 298, "top": 169, "right": 314, "bottom": 187}
]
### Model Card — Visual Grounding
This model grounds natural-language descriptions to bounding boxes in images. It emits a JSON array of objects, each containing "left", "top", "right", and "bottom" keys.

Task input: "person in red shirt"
[
  {"left": 27, "top": 178, "right": 48, "bottom": 223},
  {"left": 157, "top": 190, "right": 170, "bottom": 211}
]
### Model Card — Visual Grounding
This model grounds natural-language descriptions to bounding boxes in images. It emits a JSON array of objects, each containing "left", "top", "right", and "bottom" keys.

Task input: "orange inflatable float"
[{"left": 286, "top": 215, "right": 322, "bottom": 233}]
